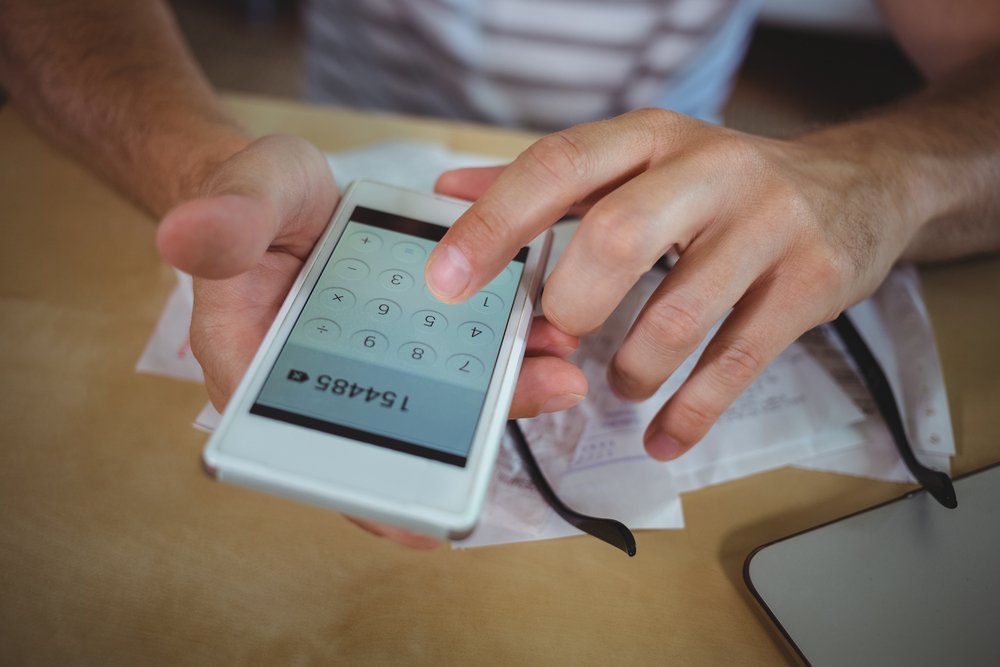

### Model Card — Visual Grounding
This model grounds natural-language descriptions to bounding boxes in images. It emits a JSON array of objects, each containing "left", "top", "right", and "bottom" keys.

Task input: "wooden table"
[{"left": 2, "top": 93, "right": 998, "bottom": 665}]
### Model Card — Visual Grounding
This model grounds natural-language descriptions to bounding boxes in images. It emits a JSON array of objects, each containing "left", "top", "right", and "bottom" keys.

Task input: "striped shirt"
[{"left": 303, "top": 0, "right": 759, "bottom": 131}]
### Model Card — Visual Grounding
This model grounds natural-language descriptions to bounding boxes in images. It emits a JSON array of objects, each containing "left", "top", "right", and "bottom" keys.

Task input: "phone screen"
[{"left": 250, "top": 206, "right": 527, "bottom": 467}]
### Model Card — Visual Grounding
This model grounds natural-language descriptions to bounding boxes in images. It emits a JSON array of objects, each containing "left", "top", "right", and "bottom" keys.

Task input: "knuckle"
[
  {"left": 540, "top": 290, "right": 589, "bottom": 337},
  {"left": 637, "top": 296, "right": 705, "bottom": 353},
  {"left": 711, "top": 339, "right": 765, "bottom": 388},
  {"left": 524, "top": 131, "right": 592, "bottom": 184},
  {"left": 459, "top": 204, "right": 516, "bottom": 253},
  {"left": 610, "top": 355, "right": 657, "bottom": 400},
  {"left": 669, "top": 397, "right": 718, "bottom": 443},
  {"left": 583, "top": 205, "right": 650, "bottom": 266}
]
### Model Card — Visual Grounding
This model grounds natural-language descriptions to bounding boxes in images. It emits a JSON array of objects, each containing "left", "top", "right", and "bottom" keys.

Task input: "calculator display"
[{"left": 251, "top": 206, "right": 528, "bottom": 467}]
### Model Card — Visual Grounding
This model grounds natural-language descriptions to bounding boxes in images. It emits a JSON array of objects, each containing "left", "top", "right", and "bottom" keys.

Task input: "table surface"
[{"left": 2, "top": 93, "right": 998, "bottom": 665}]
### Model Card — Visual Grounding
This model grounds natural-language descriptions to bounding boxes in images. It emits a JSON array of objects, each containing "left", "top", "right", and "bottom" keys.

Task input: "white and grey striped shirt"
[{"left": 303, "top": 0, "right": 759, "bottom": 131}]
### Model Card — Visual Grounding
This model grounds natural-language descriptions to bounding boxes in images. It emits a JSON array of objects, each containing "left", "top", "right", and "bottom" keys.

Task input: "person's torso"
[{"left": 303, "top": 0, "right": 758, "bottom": 130}]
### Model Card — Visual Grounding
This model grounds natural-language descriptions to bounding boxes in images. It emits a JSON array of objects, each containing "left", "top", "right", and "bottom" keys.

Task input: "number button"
[
  {"left": 412, "top": 309, "right": 448, "bottom": 333},
  {"left": 350, "top": 329, "right": 389, "bottom": 354},
  {"left": 392, "top": 242, "right": 425, "bottom": 263},
  {"left": 303, "top": 318, "right": 341, "bottom": 343},
  {"left": 333, "top": 258, "right": 370, "bottom": 281},
  {"left": 399, "top": 342, "right": 437, "bottom": 365},
  {"left": 379, "top": 269, "right": 414, "bottom": 291},
  {"left": 458, "top": 321, "right": 494, "bottom": 345},
  {"left": 318, "top": 287, "right": 355, "bottom": 311},
  {"left": 446, "top": 354, "right": 485, "bottom": 378},
  {"left": 365, "top": 298, "right": 402, "bottom": 322},
  {"left": 471, "top": 291, "right": 504, "bottom": 316},
  {"left": 348, "top": 231, "right": 382, "bottom": 253}
]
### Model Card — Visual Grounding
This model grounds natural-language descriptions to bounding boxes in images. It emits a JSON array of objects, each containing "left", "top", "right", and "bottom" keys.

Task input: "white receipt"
[{"left": 134, "top": 141, "right": 955, "bottom": 548}]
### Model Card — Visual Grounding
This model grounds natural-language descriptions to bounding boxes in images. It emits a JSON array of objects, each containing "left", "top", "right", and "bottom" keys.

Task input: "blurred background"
[{"left": 168, "top": 0, "right": 922, "bottom": 137}]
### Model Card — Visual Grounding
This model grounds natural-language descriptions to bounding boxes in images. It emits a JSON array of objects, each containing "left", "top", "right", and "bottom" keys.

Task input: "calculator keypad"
[{"left": 289, "top": 222, "right": 523, "bottom": 389}]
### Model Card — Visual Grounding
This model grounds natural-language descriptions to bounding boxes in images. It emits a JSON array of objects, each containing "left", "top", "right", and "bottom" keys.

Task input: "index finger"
[{"left": 425, "top": 109, "right": 680, "bottom": 303}]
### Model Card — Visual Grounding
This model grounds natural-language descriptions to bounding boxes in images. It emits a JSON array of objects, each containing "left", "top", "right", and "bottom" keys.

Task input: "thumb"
[
  {"left": 156, "top": 135, "right": 337, "bottom": 279},
  {"left": 434, "top": 165, "right": 506, "bottom": 201}
]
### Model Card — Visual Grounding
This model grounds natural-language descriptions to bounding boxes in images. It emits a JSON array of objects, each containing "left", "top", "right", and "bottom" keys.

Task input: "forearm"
[
  {"left": 800, "top": 48, "right": 1000, "bottom": 264},
  {"left": 0, "top": 0, "right": 250, "bottom": 216}
]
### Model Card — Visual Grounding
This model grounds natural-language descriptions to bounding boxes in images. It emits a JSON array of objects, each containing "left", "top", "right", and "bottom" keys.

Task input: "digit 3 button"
[
  {"left": 303, "top": 318, "right": 341, "bottom": 343},
  {"left": 457, "top": 321, "right": 494, "bottom": 345},
  {"left": 350, "top": 329, "right": 389, "bottom": 354},
  {"left": 398, "top": 342, "right": 436, "bottom": 365},
  {"left": 379, "top": 268, "right": 414, "bottom": 291},
  {"left": 446, "top": 354, "right": 484, "bottom": 378}
]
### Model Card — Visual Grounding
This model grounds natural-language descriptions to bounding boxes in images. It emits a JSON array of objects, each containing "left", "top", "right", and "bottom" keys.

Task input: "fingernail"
[
  {"left": 427, "top": 244, "right": 471, "bottom": 301},
  {"left": 646, "top": 432, "right": 683, "bottom": 460},
  {"left": 541, "top": 393, "right": 585, "bottom": 413}
]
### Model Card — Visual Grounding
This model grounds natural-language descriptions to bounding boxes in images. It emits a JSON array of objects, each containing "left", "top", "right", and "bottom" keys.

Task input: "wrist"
[
  {"left": 797, "top": 123, "right": 931, "bottom": 265},
  {"left": 145, "top": 118, "right": 252, "bottom": 217}
]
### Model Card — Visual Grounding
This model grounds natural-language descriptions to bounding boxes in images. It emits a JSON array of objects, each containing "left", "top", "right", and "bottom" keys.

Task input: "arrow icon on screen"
[{"left": 287, "top": 369, "right": 309, "bottom": 383}]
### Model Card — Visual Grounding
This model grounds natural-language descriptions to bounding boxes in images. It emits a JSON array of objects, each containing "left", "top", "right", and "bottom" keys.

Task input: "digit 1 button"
[
  {"left": 348, "top": 231, "right": 382, "bottom": 253},
  {"left": 379, "top": 268, "right": 414, "bottom": 291},
  {"left": 472, "top": 291, "right": 504, "bottom": 316},
  {"left": 333, "top": 258, "right": 370, "bottom": 280},
  {"left": 458, "top": 321, "right": 494, "bottom": 345},
  {"left": 392, "top": 242, "right": 425, "bottom": 263},
  {"left": 399, "top": 342, "right": 437, "bottom": 365},
  {"left": 446, "top": 354, "right": 485, "bottom": 378},
  {"left": 303, "top": 318, "right": 341, "bottom": 343},
  {"left": 318, "top": 287, "right": 355, "bottom": 311},
  {"left": 365, "top": 298, "right": 402, "bottom": 322},
  {"left": 412, "top": 309, "right": 448, "bottom": 333},
  {"left": 350, "top": 329, "right": 389, "bottom": 354}
]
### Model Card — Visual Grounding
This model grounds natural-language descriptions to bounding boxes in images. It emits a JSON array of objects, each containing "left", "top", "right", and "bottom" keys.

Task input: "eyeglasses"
[{"left": 511, "top": 275, "right": 957, "bottom": 558}]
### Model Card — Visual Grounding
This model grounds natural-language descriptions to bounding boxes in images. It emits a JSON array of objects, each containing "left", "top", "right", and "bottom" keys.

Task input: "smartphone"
[{"left": 203, "top": 179, "right": 551, "bottom": 539}]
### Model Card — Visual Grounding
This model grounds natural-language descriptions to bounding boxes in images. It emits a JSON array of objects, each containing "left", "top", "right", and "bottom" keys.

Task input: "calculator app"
[{"left": 251, "top": 206, "right": 527, "bottom": 467}]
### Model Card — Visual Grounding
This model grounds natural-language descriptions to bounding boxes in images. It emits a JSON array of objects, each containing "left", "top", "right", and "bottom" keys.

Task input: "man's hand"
[
  {"left": 157, "top": 134, "right": 587, "bottom": 548},
  {"left": 428, "top": 109, "right": 920, "bottom": 462}
]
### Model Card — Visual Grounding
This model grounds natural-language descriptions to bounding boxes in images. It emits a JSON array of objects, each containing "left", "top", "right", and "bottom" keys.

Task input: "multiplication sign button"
[{"left": 318, "top": 287, "right": 355, "bottom": 311}]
